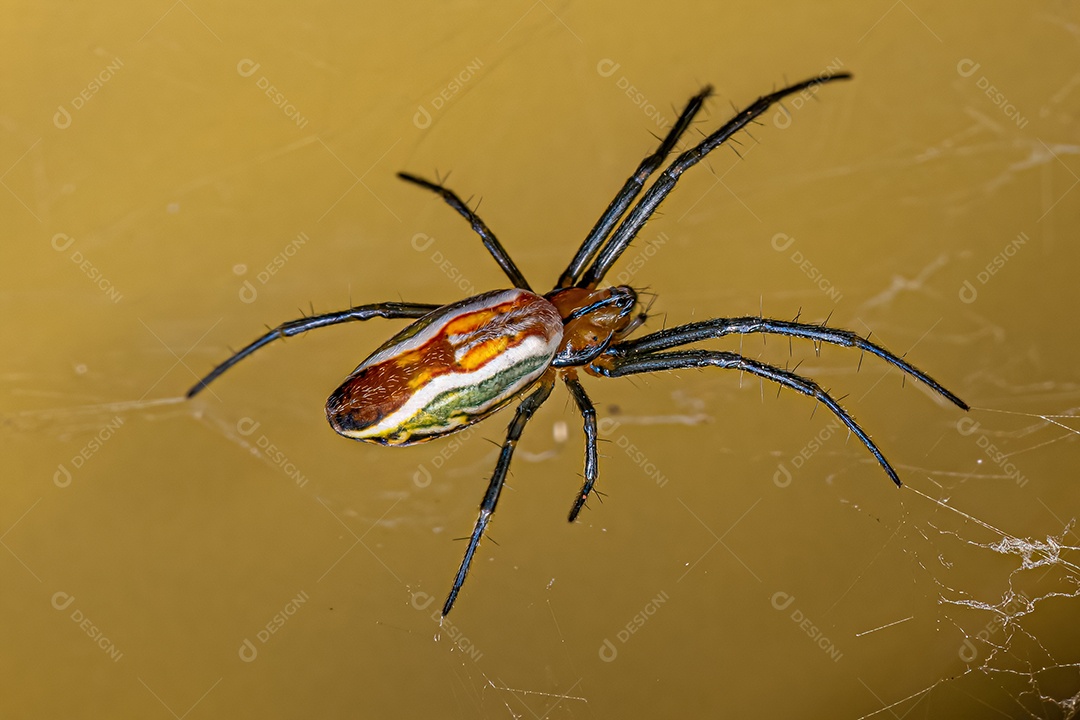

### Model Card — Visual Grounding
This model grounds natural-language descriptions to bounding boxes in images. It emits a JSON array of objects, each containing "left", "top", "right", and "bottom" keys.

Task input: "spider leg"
[
  {"left": 186, "top": 302, "right": 440, "bottom": 397},
  {"left": 611, "top": 316, "right": 969, "bottom": 410},
  {"left": 562, "top": 372, "right": 599, "bottom": 522},
  {"left": 443, "top": 369, "right": 556, "bottom": 616},
  {"left": 556, "top": 86, "right": 712, "bottom": 289},
  {"left": 597, "top": 349, "right": 902, "bottom": 486},
  {"left": 579, "top": 73, "right": 852, "bottom": 288},
  {"left": 397, "top": 172, "right": 532, "bottom": 291}
]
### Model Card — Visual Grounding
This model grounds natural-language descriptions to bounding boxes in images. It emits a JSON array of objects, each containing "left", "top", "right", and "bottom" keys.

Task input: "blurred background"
[{"left": 3, "top": 2, "right": 1078, "bottom": 717}]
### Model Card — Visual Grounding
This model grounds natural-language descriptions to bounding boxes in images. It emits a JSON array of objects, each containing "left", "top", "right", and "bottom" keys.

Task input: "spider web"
[{"left": 4, "top": 4, "right": 1080, "bottom": 717}]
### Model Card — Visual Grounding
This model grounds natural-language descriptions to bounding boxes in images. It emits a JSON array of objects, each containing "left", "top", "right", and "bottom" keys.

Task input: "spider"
[{"left": 187, "top": 72, "right": 968, "bottom": 616}]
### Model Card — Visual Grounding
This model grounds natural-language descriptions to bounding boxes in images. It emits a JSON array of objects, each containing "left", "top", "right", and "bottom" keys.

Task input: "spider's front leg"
[
  {"left": 611, "top": 317, "right": 969, "bottom": 410},
  {"left": 556, "top": 85, "right": 713, "bottom": 288},
  {"left": 594, "top": 349, "right": 904, "bottom": 486},
  {"left": 579, "top": 73, "right": 852, "bottom": 289},
  {"left": 443, "top": 369, "right": 557, "bottom": 616}
]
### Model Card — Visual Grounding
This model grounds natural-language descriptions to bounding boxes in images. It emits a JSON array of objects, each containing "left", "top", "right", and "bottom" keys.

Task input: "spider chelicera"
[{"left": 188, "top": 72, "right": 968, "bottom": 615}]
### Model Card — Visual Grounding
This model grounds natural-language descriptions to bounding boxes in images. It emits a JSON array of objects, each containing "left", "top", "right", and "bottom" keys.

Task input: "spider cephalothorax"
[
  {"left": 547, "top": 285, "right": 641, "bottom": 367},
  {"left": 187, "top": 72, "right": 968, "bottom": 615}
]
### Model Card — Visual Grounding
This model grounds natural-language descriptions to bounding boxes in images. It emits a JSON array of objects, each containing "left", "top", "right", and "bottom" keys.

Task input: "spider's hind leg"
[
  {"left": 443, "top": 369, "right": 556, "bottom": 616},
  {"left": 187, "top": 301, "right": 440, "bottom": 397}
]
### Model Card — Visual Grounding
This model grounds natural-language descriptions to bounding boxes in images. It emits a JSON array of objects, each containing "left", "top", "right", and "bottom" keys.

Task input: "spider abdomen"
[{"left": 326, "top": 288, "right": 563, "bottom": 445}]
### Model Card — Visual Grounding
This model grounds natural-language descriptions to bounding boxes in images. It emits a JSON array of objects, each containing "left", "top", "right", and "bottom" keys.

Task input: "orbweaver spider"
[{"left": 188, "top": 73, "right": 968, "bottom": 615}]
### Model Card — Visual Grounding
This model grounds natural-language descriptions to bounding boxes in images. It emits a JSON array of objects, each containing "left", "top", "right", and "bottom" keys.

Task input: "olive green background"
[{"left": 3, "top": 2, "right": 1078, "bottom": 718}]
